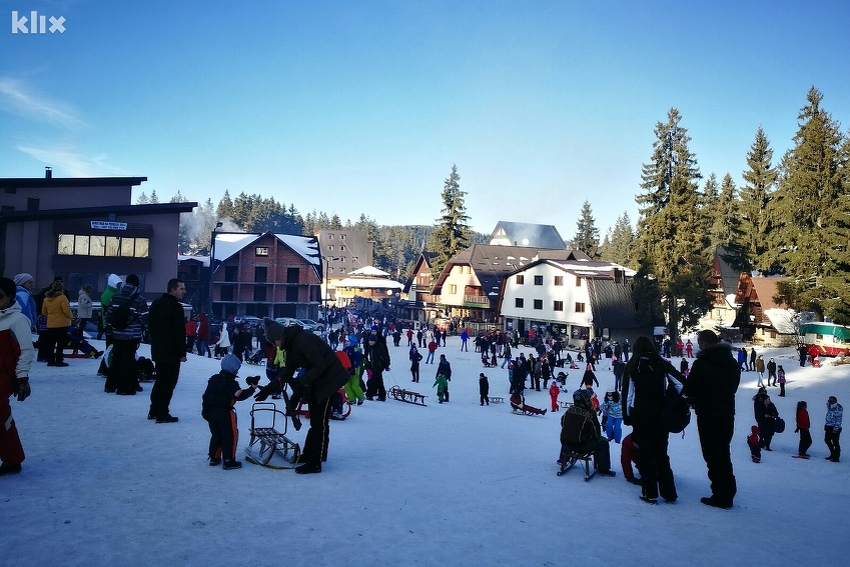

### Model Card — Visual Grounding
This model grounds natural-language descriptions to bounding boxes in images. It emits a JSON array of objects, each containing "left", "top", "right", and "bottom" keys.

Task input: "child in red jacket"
[
  {"left": 795, "top": 400, "right": 812, "bottom": 458},
  {"left": 549, "top": 381, "right": 560, "bottom": 411},
  {"left": 747, "top": 425, "right": 762, "bottom": 463}
]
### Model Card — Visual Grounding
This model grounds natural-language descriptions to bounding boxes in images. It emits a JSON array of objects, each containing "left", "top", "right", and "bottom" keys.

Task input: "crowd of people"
[{"left": 2, "top": 280, "right": 844, "bottom": 494}]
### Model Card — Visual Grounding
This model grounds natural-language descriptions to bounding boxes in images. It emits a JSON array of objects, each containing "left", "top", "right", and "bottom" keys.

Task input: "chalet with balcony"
[{"left": 733, "top": 274, "right": 796, "bottom": 346}]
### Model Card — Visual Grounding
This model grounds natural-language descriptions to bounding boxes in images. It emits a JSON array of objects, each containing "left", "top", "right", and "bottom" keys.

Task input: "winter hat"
[
  {"left": 0, "top": 277, "right": 15, "bottom": 297},
  {"left": 125, "top": 274, "right": 140, "bottom": 286},
  {"left": 263, "top": 317, "right": 287, "bottom": 344},
  {"left": 573, "top": 389, "right": 592, "bottom": 409},
  {"left": 220, "top": 354, "right": 241, "bottom": 376},
  {"left": 107, "top": 274, "right": 122, "bottom": 288},
  {"left": 13, "top": 273, "right": 33, "bottom": 286}
]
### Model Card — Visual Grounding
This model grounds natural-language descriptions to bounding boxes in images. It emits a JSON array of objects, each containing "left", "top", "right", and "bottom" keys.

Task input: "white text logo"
[{"left": 11, "top": 11, "right": 66, "bottom": 34}]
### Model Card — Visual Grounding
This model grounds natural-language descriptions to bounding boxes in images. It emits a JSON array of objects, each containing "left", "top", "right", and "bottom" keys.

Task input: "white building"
[{"left": 498, "top": 258, "right": 649, "bottom": 345}]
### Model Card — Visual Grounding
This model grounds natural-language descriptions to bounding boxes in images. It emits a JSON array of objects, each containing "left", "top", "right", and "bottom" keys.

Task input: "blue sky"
[{"left": 2, "top": 1, "right": 849, "bottom": 237}]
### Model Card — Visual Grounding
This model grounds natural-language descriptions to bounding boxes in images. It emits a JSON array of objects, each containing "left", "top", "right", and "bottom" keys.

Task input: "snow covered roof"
[
  {"left": 763, "top": 308, "right": 799, "bottom": 335},
  {"left": 348, "top": 266, "right": 390, "bottom": 277},
  {"left": 335, "top": 277, "right": 404, "bottom": 290},
  {"left": 177, "top": 254, "right": 209, "bottom": 268},
  {"left": 213, "top": 232, "right": 320, "bottom": 266}
]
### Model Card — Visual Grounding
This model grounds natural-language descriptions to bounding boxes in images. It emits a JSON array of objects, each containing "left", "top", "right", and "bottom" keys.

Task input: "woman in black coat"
[
  {"left": 621, "top": 336, "right": 687, "bottom": 504},
  {"left": 756, "top": 394, "right": 779, "bottom": 451}
]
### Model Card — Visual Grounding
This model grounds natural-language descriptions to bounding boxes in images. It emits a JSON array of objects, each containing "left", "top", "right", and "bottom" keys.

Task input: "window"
[
  {"left": 466, "top": 266, "right": 472, "bottom": 274},
  {"left": 576, "top": 277, "right": 582, "bottom": 287},
  {"left": 534, "top": 275, "right": 543, "bottom": 285},
  {"left": 516, "top": 275, "right": 525, "bottom": 285},
  {"left": 533, "top": 299, "right": 543, "bottom": 310},
  {"left": 287, "top": 268, "right": 300, "bottom": 284},
  {"left": 340, "top": 234, "right": 345, "bottom": 240},
  {"left": 328, "top": 233, "right": 334, "bottom": 239},
  {"left": 224, "top": 266, "right": 238, "bottom": 282},
  {"left": 254, "top": 267, "right": 267, "bottom": 283},
  {"left": 554, "top": 276, "right": 563, "bottom": 286},
  {"left": 575, "top": 302, "right": 586, "bottom": 313},
  {"left": 327, "top": 245, "right": 334, "bottom": 251},
  {"left": 286, "top": 287, "right": 298, "bottom": 302},
  {"left": 340, "top": 245, "right": 346, "bottom": 251},
  {"left": 56, "top": 234, "right": 149, "bottom": 258},
  {"left": 515, "top": 298, "right": 524, "bottom": 308},
  {"left": 255, "top": 247, "right": 269, "bottom": 256},
  {"left": 449, "top": 284, "right": 457, "bottom": 294},
  {"left": 554, "top": 301, "right": 564, "bottom": 311},
  {"left": 253, "top": 286, "right": 267, "bottom": 301},
  {"left": 220, "top": 285, "right": 235, "bottom": 301}
]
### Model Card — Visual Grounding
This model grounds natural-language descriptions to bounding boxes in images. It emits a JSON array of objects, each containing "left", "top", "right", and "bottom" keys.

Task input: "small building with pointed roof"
[{"left": 488, "top": 221, "right": 567, "bottom": 249}]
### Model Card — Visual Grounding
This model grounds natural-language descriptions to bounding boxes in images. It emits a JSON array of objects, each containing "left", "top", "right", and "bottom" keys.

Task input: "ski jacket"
[
  {"left": 202, "top": 370, "right": 255, "bottom": 412},
  {"left": 825, "top": 402, "right": 843, "bottom": 429},
  {"left": 77, "top": 289, "right": 93, "bottom": 319},
  {"left": 277, "top": 325, "right": 350, "bottom": 403},
  {"left": 42, "top": 291, "right": 73, "bottom": 329},
  {"left": 0, "top": 301, "right": 35, "bottom": 379},
  {"left": 796, "top": 408, "right": 810, "bottom": 431},
  {"left": 148, "top": 292, "right": 187, "bottom": 363},
  {"left": 622, "top": 353, "right": 685, "bottom": 419},
  {"left": 560, "top": 405, "right": 601, "bottom": 446},
  {"left": 104, "top": 283, "right": 148, "bottom": 341},
  {"left": 100, "top": 274, "right": 122, "bottom": 328},
  {"left": 682, "top": 342, "right": 740, "bottom": 418},
  {"left": 15, "top": 286, "right": 37, "bottom": 327}
]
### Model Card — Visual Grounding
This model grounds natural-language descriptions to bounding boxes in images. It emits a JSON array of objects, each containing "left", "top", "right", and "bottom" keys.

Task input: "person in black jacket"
[
  {"left": 682, "top": 330, "right": 741, "bottom": 509},
  {"left": 436, "top": 354, "right": 452, "bottom": 402},
  {"left": 366, "top": 332, "right": 391, "bottom": 401},
  {"left": 202, "top": 354, "right": 258, "bottom": 469},
  {"left": 255, "top": 318, "right": 350, "bottom": 474},
  {"left": 621, "top": 335, "right": 687, "bottom": 504},
  {"left": 147, "top": 279, "right": 187, "bottom": 423}
]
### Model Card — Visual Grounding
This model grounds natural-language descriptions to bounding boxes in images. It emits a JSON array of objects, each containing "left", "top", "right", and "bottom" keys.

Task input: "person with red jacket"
[
  {"left": 549, "top": 381, "right": 560, "bottom": 412},
  {"left": 185, "top": 316, "right": 197, "bottom": 353},
  {"left": 196, "top": 313, "right": 211, "bottom": 357},
  {"left": 795, "top": 401, "right": 812, "bottom": 458},
  {"left": 621, "top": 433, "right": 641, "bottom": 485}
]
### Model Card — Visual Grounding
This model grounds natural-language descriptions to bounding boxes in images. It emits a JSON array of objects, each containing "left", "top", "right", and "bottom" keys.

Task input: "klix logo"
[{"left": 11, "top": 10, "right": 66, "bottom": 34}]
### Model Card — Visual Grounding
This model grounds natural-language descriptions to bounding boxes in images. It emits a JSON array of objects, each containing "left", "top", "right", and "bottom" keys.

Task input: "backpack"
[
  {"left": 111, "top": 291, "right": 140, "bottom": 331},
  {"left": 662, "top": 379, "right": 691, "bottom": 434}
]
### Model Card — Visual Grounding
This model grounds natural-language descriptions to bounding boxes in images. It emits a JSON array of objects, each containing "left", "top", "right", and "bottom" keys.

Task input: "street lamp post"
[
  {"left": 323, "top": 255, "right": 340, "bottom": 322},
  {"left": 209, "top": 222, "right": 223, "bottom": 316}
]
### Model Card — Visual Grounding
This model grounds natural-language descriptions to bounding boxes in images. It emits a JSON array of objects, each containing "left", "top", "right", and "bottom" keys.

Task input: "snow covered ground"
[{"left": 3, "top": 335, "right": 849, "bottom": 567}]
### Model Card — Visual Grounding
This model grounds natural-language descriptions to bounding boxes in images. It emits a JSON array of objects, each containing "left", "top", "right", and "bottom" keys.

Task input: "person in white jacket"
[{"left": 0, "top": 276, "right": 35, "bottom": 477}]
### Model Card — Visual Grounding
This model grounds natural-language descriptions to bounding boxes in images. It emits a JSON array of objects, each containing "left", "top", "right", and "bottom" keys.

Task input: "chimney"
[
  {"left": 45, "top": 167, "right": 52, "bottom": 178},
  {"left": 611, "top": 268, "right": 623, "bottom": 283}
]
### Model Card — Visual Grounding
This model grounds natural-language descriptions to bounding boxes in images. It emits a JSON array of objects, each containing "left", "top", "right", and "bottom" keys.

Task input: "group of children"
[{"left": 747, "top": 399, "right": 811, "bottom": 462}]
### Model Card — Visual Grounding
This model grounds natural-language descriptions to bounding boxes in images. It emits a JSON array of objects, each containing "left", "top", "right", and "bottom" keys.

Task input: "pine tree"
[
  {"left": 572, "top": 201, "right": 600, "bottom": 258},
  {"left": 771, "top": 87, "right": 850, "bottom": 323},
  {"left": 635, "top": 108, "right": 712, "bottom": 344},
  {"left": 149, "top": 189, "right": 159, "bottom": 204},
  {"left": 136, "top": 192, "right": 149, "bottom": 204},
  {"left": 599, "top": 212, "right": 635, "bottom": 268},
  {"left": 217, "top": 190, "right": 234, "bottom": 220},
  {"left": 714, "top": 173, "right": 748, "bottom": 271},
  {"left": 740, "top": 127, "right": 778, "bottom": 272},
  {"left": 426, "top": 165, "right": 471, "bottom": 275}
]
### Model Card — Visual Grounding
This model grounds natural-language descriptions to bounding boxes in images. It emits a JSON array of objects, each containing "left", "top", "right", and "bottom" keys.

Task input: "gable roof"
[
  {"left": 585, "top": 278, "right": 641, "bottom": 330},
  {"left": 213, "top": 232, "right": 321, "bottom": 272},
  {"left": 403, "top": 251, "right": 439, "bottom": 293},
  {"left": 488, "top": 221, "right": 566, "bottom": 249}
]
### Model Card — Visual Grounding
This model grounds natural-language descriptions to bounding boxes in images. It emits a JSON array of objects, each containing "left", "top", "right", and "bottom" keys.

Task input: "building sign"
[
  {"left": 90, "top": 221, "right": 127, "bottom": 230},
  {"left": 571, "top": 325, "right": 590, "bottom": 340}
]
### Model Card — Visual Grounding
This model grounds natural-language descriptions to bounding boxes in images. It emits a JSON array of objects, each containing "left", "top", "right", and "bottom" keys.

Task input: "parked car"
[
  {"left": 274, "top": 317, "right": 321, "bottom": 334},
  {"left": 233, "top": 315, "right": 263, "bottom": 326},
  {"left": 297, "top": 318, "right": 325, "bottom": 332}
]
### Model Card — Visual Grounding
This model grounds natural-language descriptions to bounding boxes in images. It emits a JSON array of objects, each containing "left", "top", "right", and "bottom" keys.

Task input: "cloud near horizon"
[
  {"left": 18, "top": 145, "right": 129, "bottom": 178},
  {"left": 0, "top": 76, "right": 86, "bottom": 130}
]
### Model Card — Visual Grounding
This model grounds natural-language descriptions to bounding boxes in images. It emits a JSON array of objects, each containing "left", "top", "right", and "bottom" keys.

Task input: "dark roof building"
[{"left": 488, "top": 221, "right": 567, "bottom": 249}]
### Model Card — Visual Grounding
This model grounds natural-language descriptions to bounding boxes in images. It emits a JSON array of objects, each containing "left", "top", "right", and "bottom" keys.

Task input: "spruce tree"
[
  {"left": 714, "top": 173, "right": 748, "bottom": 271},
  {"left": 599, "top": 212, "right": 635, "bottom": 268},
  {"left": 426, "top": 165, "right": 471, "bottom": 276},
  {"left": 771, "top": 87, "right": 850, "bottom": 323},
  {"left": 635, "top": 108, "right": 712, "bottom": 344},
  {"left": 572, "top": 201, "right": 600, "bottom": 258},
  {"left": 216, "top": 190, "right": 234, "bottom": 220},
  {"left": 740, "top": 126, "right": 778, "bottom": 272}
]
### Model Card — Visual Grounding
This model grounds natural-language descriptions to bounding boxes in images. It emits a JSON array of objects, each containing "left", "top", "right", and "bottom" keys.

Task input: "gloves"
[
  {"left": 13, "top": 377, "right": 31, "bottom": 402},
  {"left": 245, "top": 375, "right": 261, "bottom": 386},
  {"left": 254, "top": 384, "right": 276, "bottom": 402}
]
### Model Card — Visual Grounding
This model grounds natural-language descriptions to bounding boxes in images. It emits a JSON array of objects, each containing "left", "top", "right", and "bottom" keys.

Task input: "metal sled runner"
[
  {"left": 244, "top": 402, "right": 302, "bottom": 469},
  {"left": 388, "top": 385, "right": 427, "bottom": 406},
  {"left": 557, "top": 450, "right": 597, "bottom": 481}
]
